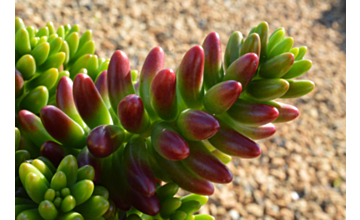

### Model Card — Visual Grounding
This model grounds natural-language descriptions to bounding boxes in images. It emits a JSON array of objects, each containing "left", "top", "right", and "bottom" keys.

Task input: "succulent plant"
[{"left": 15, "top": 17, "right": 314, "bottom": 219}]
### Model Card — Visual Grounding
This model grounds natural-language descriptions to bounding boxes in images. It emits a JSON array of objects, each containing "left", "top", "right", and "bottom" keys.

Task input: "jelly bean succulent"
[{"left": 15, "top": 17, "right": 314, "bottom": 219}]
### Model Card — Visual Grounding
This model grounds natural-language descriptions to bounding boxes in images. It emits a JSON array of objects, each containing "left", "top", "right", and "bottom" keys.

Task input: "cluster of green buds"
[
  {"left": 15, "top": 17, "right": 314, "bottom": 218},
  {"left": 16, "top": 155, "right": 110, "bottom": 219},
  {"left": 15, "top": 17, "right": 109, "bottom": 115}
]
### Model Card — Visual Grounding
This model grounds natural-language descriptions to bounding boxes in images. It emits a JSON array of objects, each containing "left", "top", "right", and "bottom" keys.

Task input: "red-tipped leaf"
[
  {"left": 107, "top": 50, "right": 135, "bottom": 112},
  {"left": 177, "top": 46, "right": 205, "bottom": 109},
  {"left": 223, "top": 53, "right": 259, "bottom": 89},
  {"left": 87, "top": 125, "right": 125, "bottom": 158},
  {"left": 150, "top": 68, "right": 178, "bottom": 121},
  {"left": 202, "top": 32, "right": 223, "bottom": 89},
  {"left": 73, "top": 73, "right": 112, "bottom": 129},
  {"left": 209, "top": 119, "right": 261, "bottom": 158},
  {"left": 40, "top": 105, "right": 87, "bottom": 149},
  {"left": 176, "top": 109, "right": 220, "bottom": 141},
  {"left": 139, "top": 47, "right": 165, "bottom": 119},
  {"left": 151, "top": 122, "right": 189, "bottom": 161},
  {"left": 117, "top": 94, "right": 150, "bottom": 134}
]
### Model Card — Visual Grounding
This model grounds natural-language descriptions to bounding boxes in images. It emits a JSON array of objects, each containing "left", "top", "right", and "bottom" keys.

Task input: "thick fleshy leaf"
[
  {"left": 15, "top": 17, "right": 25, "bottom": 33},
  {"left": 36, "top": 36, "right": 48, "bottom": 47},
  {"left": 60, "top": 40, "right": 70, "bottom": 64},
  {"left": 46, "top": 21, "right": 56, "bottom": 35},
  {"left": 267, "top": 27, "right": 285, "bottom": 53},
  {"left": 295, "top": 46, "right": 308, "bottom": 60},
  {"left": 224, "top": 31, "right": 243, "bottom": 71},
  {"left": 30, "top": 42, "right": 50, "bottom": 66},
  {"left": 49, "top": 37, "right": 63, "bottom": 56},
  {"left": 63, "top": 24, "right": 71, "bottom": 33},
  {"left": 36, "top": 27, "right": 49, "bottom": 38},
  {"left": 227, "top": 99, "right": 279, "bottom": 126},
  {"left": 71, "top": 40, "right": 95, "bottom": 62},
  {"left": 24, "top": 172, "right": 49, "bottom": 204},
  {"left": 86, "top": 55, "right": 99, "bottom": 80},
  {"left": 150, "top": 68, "right": 177, "bottom": 121},
  {"left": 67, "top": 24, "right": 80, "bottom": 37},
  {"left": 107, "top": 50, "right": 135, "bottom": 112},
  {"left": 233, "top": 123, "right": 276, "bottom": 140},
  {"left": 282, "top": 59, "right": 312, "bottom": 79},
  {"left": 239, "top": 33, "right": 260, "bottom": 58},
  {"left": 87, "top": 125, "right": 125, "bottom": 158},
  {"left": 56, "top": 26, "right": 65, "bottom": 39},
  {"left": 217, "top": 102, "right": 276, "bottom": 140},
  {"left": 19, "top": 86, "right": 49, "bottom": 114},
  {"left": 139, "top": 47, "right": 165, "bottom": 120},
  {"left": 252, "top": 100, "right": 299, "bottom": 123},
  {"left": 16, "top": 54, "right": 36, "bottom": 80},
  {"left": 160, "top": 198, "right": 182, "bottom": 219},
  {"left": 68, "top": 54, "right": 92, "bottom": 78},
  {"left": 245, "top": 79, "right": 289, "bottom": 101},
  {"left": 40, "top": 141, "right": 66, "bottom": 167},
  {"left": 272, "top": 102, "right": 299, "bottom": 123},
  {"left": 151, "top": 122, "right": 189, "bottom": 161},
  {"left": 153, "top": 149, "right": 214, "bottom": 195},
  {"left": 118, "top": 94, "right": 150, "bottom": 134},
  {"left": 74, "top": 195, "right": 109, "bottom": 218},
  {"left": 267, "top": 37, "right": 294, "bottom": 59},
  {"left": 19, "top": 162, "right": 49, "bottom": 187},
  {"left": 40, "top": 105, "right": 87, "bottom": 149},
  {"left": 208, "top": 119, "right": 261, "bottom": 158},
  {"left": 177, "top": 109, "right": 220, "bottom": 141},
  {"left": 280, "top": 80, "right": 315, "bottom": 98},
  {"left": 156, "top": 182, "right": 180, "bottom": 202},
  {"left": 95, "top": 70, "right": 111, "bottom": 109},
  {"left": 290, "top": 47, "right": 299, "bottom": 57},
  {"left": 112, "top": 147, "right": 160, "bottom": 214},
  {"left": 182, "top": 141, "right": 232, "bottom": 183},
  {"left": 56, "top": 76, "right": 87, "bottom": 130},
  {"left": 65, "top": 32, "right": 79, "bottom": 61},
  {"left": 255, "top": 21, "right": 269, "bottom": 62},
  {"left": 78, "top": 30, "right": 93, "bottom": 49},
  {"left": 15, "top": 28, "right": 31, "bottom": 55},
  {"left": 202, "top": 32, "right": 223, "bottom": 89},
  {"left": 223, "top": 53, "right": 259, "bottom": 89},
  {"left": 177, "top": 45, "right": 205, "bottom": 110},
  {"left": 259, "top": 53, "right": 295, "bottom": 78},
  {"left": 47, "top": 33, "right": 57, "bottom": 43},
  {"left": 15, "top": 68, "right": 24, "bottom": 98},
  {"left": 73, "top": 73, "right": 112, "bottom": 129},
  {"left": 26, "top": 68, "right": 59, "bottom": 91},
  {"left": 57, "top": 155, "right": 78, "bottom": 187},
  {"left": 123, "top": 136, "right": 156, "bottom": 196},
  {"left": 38, "top": 52, "right": 66, "bottom": 71},
  {"left": 203, "top": 80, "right": 242, "bottom": 114}
]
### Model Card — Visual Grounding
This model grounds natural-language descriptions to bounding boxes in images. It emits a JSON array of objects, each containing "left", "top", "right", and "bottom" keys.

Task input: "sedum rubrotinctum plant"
[{"left": 15, "top": 17, "right": 314, "bottom": 220}]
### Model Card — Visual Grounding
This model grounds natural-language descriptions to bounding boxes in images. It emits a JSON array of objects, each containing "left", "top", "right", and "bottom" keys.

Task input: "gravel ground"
[{"left": 15, "top": 0, "right": 346, "bottom": 219}]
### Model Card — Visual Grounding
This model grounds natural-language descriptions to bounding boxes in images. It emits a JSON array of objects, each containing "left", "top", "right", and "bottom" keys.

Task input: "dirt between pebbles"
[{"left": 15, "top": 0, "right": 346, "bottom": 219}]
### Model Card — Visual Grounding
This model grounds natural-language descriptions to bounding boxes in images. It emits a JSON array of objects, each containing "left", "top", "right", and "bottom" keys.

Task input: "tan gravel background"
[{"left": 15, "top": 0, "right": 346, "bottom": 219}]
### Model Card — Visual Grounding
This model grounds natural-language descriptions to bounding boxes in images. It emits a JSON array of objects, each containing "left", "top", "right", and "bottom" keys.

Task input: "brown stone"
[{"left": 245, "top": 203, "right": 264, "bottom": 218}]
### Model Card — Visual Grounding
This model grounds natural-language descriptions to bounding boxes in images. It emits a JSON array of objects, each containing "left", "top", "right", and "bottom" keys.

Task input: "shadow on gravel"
[{"left": 316, "top": 0, "right": 346, "bottom": 53}]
